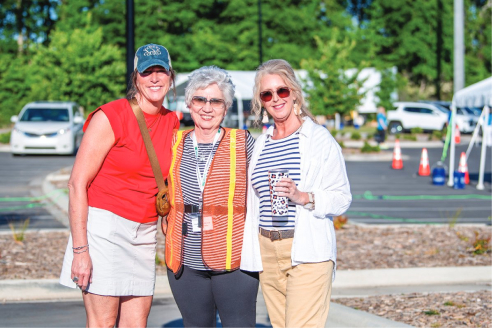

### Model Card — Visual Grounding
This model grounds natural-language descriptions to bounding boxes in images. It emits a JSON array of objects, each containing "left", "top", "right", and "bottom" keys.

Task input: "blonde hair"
[{"left": 251, "top": 59, "right": 316, "bottom": 126}]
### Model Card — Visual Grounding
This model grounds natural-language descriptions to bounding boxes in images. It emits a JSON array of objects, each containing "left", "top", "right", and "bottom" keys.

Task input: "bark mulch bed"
[{"left": 1, "top": 224, "right": 491, "bottom": 327}]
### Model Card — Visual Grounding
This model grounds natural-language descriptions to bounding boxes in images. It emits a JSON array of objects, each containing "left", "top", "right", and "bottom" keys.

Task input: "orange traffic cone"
[
  {"left": 458, "top": 152, "right": 470, "bottom": 184},
  {"left": 392, "top": 139, "right": 403, "bottom": 169},
  {"left": 418, "top": 148, "right": 430, "bottom": 176},
  {"left": 455, "top": 124, "right": 461, "bottom": 144}
]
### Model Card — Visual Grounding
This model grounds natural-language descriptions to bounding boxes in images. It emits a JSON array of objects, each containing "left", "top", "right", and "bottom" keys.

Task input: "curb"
[
  {"left": 333, "top": 266, "right": 492, "bottom": 288},
  {"left": 2, "top": 266, "right": 490, "bottom": 302}
]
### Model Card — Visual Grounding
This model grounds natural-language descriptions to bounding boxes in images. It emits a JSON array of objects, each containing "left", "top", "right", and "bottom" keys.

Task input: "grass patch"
[
  {"left": 423, "top": 309, "right": 440, "bottom": 316},
  {"left": 402, "top": 134, "right": 417, "bottom": 141}
]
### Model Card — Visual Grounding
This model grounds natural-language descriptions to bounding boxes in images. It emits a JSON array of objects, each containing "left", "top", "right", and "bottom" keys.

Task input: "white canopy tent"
[
  {"left": 448, "top": 77, "right": 492, "bottom": 190},
  {"left": 173, "top": 71, "right": 257, "bottom": 128}
]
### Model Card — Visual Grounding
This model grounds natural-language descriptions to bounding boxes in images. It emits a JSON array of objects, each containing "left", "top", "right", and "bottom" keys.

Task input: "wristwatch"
[{"left": 303, "top": 192, "right": 315, "bottom": 210}]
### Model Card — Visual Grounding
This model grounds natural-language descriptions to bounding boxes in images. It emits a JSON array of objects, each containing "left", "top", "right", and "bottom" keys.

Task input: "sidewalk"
[{"left": 1, "top": 267, "right": 490, "bottom": 327}]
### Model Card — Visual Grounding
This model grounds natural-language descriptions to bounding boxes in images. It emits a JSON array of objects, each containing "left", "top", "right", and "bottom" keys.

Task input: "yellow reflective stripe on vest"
[
  {"left": 168, "top": 130, "right": 184, "bottom": 269},
  {"left": 226, "top": 129, "right": 237, "bottom": 270}
]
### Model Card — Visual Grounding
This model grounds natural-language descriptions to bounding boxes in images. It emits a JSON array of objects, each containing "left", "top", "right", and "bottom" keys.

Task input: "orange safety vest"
[{"left": 165, "top": 128, "right": 248, "bottom": 273}]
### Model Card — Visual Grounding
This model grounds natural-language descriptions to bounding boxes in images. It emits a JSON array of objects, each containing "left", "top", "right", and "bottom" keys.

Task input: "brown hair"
[{"left": 251, "top": 59, "right": 316, "bottom": 127}]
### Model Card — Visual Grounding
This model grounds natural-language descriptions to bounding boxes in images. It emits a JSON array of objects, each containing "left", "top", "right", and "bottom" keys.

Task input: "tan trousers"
[{"left": 259, "top": 234, "right": 334, "bottom": 328}]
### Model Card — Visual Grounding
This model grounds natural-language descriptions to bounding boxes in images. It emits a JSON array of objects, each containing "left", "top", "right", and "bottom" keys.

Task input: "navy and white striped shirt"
[
  {"left": 251, "top": 131, "right": 301, "bottom": 230},
  {"left": 181, "top": 131, "right": 255, "bottom": 270}
]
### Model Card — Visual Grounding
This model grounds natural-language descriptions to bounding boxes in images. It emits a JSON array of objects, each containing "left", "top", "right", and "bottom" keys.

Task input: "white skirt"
[{"left": 59, "top": 207, "right": 157, "bottom": 296}]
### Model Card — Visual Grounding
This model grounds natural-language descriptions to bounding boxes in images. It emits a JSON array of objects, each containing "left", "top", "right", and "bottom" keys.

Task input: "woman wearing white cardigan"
[{"left": 241, "top": 59, "right": 352, "bottom": 328}]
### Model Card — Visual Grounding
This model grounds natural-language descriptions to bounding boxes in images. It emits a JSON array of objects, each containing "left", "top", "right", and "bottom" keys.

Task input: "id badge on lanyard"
[{"left": 191, "top": 129, "right": 221, "bottom": 232}]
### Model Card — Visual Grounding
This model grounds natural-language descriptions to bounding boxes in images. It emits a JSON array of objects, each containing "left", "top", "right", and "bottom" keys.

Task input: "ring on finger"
[{"left": 72, "top": 277, "right": 79, "bottom": 283}]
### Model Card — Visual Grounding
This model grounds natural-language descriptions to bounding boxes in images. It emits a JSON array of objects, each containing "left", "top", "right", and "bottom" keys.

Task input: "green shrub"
[
  {"left": 0, "top": 132, "right": 11, "bottom": 144},
  {"left": 432, "top": 130, "right": 442, "bottom": 140},
  {"left": 360, "top": 141, "right": 380, "bottom": 153},
  {"left": 410, "top": 127, "right": 423, "bottom": 134},
  {"left": 350, "top": 131, "right": 361, "bottom": 140},
  {"left": 338, "top": 141, "right": 345, "bottom": 148},
  {"left": 403, "top": 134, "right": 417, "bottom": 141}
]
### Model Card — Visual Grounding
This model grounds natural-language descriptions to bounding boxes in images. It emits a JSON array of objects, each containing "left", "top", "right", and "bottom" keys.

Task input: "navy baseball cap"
[{"left": 134, "top": 44, "right": 172, "bottom": 73}]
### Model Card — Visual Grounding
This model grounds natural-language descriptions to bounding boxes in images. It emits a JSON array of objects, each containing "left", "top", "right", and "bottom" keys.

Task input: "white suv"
[
  {"left": 10, "top": 101, "right": 85, "bottom": 155},
  {"left": 387, "top": 102, "right": 478, "bottom": 134}
]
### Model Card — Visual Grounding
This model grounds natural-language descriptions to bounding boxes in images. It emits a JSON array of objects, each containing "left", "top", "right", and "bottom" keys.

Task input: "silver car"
[{"left": 10, "top": 101, "right": 85, "bottom": 155}]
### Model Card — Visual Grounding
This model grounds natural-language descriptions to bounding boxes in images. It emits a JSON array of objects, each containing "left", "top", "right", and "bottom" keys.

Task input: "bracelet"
[
  {"left": 72, "top": 244, "right": 89, "bottom": 250},
  {"left": 73, "top": 248, "right": 89, "bottom": 254}
]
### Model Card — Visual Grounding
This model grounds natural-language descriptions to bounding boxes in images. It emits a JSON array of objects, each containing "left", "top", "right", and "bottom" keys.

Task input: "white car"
[
  {"left": 10, "top": 101, "right": 85, "bottom": 155},
  {"left": 387, "top": 102, "right": 479, "bottom": 134},
  {"left": 419, "top": 100, "right": 480, "bottom": 133}
]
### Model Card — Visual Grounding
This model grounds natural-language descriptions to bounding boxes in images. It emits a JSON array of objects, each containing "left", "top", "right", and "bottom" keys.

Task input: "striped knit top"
[
  {"left": 251, "top": 130, "right": 301, "bottom": 230},
  {"left": 181, "top": 131, "right": 255, "bottom": 270}
]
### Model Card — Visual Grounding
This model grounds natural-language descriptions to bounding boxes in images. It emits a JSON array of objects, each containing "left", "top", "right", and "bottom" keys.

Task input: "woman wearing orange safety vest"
[{"left": 163, "top": 66, "right": 257, "bottom": 327}]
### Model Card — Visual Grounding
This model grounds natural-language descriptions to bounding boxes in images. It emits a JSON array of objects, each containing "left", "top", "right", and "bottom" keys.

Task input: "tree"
[
  {"left": 0, "top": 0, "right": 59, "bottom": 56},
  {"left": 375, "top": 67, "right": 400, "bottom": 111},
  {"left": 300, "top": 30, "right": 368, "bottom": 117},
  {"left": 27, "top": 17, "right": 126, "bottom": 114},
  {"left": 0, "top": 54, "right": 34, "bottom": 125}
]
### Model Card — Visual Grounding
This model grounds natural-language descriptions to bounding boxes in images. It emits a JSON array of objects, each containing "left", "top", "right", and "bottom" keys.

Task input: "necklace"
[{"left": 146, "top": 112, "right": 161, "bottom": 132}]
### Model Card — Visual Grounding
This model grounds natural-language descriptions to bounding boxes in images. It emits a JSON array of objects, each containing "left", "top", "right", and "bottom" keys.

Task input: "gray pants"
[{"left": 168, "top": 266, "right": 259, "bottom": 327}]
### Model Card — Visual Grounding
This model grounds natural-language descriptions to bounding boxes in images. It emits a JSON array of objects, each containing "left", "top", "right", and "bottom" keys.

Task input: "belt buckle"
[{"left": 270, "top": 230, "right": 281, "bottom": 241}]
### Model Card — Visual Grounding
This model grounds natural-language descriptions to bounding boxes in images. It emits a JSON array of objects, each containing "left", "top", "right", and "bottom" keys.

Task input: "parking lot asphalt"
[{"left": 0, "top": 133, "right": 490, "bottom": 327}]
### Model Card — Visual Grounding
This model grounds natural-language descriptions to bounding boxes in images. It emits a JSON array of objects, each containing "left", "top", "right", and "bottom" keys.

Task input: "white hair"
[{"left": 184, "top": 66, "right": 235, "bottom": 109}]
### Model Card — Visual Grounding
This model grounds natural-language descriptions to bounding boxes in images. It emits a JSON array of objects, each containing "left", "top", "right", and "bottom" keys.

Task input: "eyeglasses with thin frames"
[
  {"left": 260, "top": 87, "right": 291, "bottom": 102},
  {"left": 191, "top": 96, "right": 226, "bottom": 110}
]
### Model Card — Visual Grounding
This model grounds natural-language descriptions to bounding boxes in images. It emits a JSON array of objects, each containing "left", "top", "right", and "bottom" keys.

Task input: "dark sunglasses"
[
  {"left": 259, "top": 87, "right": 291, "bottom": 102},
  {"left": 191, "top": 96, "right": 226, "bottom": 110}
]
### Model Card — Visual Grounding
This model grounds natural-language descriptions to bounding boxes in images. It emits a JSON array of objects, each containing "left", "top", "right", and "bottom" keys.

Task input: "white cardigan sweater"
[{"left": 240, "top": 117, "right": 352, "bottom": 279}]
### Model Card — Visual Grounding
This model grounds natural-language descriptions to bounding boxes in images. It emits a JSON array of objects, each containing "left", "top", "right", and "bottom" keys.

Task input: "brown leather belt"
[{"left": 259, "top": 227, "right": 295, "bottom": 241}]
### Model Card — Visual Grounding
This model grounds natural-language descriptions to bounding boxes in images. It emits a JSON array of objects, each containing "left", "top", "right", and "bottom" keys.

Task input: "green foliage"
[
  {"left": 472, "top": 231, "right": 490, "bottom": 255},
  {"left": 301, "top": 30, "right": 368, "bottom": 116},
  {"left": 375, "top": 68, "right": 400, "bottom": 110},
  {"left": 423, "top": 309, "right": 440, "bottom": 316},
  {"left": 0, "top": 132, "right": 11, "bottom": 144},
  {"left": 28, "top": 21, "right": 126, "bottom": 114},
  {"left": 363, "top": 0, "right": 454, "bottom": 98},
  {"left": 403, "top": 134, "right": 417, "bottom": 141},
  {"left": 350, "top": 131, "right": 362, "bottom": 140},
  {"left": 0, "top": 54, "right": 36, "bottom": 125},
  {"left": 361, "top": 141, "right": 380, "bottom": 153},
  {"left": 432, "top": 129, "right": 443, "bottom": 140},
  {"left": 0, "top": 0, "right": 491, "bottom": 124},
  {"left": 410, "top": 127, "right": 423, "bottom": 134}
]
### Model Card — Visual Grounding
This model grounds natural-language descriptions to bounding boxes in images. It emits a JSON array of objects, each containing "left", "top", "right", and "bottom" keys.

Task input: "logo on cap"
[{"left": 143, "top": 45, "right": 162, "bottom": 57}]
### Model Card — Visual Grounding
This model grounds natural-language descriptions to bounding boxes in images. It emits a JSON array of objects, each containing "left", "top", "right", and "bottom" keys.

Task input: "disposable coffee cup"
[{"left": 268, "top": 169, "right": 289, "bottom": 216}]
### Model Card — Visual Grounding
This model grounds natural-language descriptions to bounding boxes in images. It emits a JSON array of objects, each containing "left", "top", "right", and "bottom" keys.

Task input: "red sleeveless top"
[{"left": 83, "top": 98, "right": 180, "bottom": 223}]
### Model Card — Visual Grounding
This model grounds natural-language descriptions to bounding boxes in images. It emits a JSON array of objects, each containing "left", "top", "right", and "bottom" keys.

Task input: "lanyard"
[{"left": 191, "top": 128, "right": 221, "bottom": 193}]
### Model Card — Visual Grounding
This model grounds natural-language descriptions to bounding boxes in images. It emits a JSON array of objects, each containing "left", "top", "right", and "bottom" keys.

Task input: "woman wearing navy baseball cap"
[{"left": 59, "top": 44, "right": 180, "bottom": 327}]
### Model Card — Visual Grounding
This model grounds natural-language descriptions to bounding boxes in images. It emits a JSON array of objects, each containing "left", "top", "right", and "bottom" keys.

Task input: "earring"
[
  {"left": 262, "top": 109, "right": 269, "bottom": 124},
  {"left": 293, "top": 102, "right": 300, "bottom": 116}
]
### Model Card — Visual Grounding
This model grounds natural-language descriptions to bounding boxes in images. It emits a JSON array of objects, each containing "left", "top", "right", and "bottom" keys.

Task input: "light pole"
[{"left": 126, "top": 0, "right": 135, "bottom": 88}]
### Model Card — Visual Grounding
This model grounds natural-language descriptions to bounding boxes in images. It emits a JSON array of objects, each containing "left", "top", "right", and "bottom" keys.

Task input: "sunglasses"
[
  {"left": 191, "top": 96, "right": 226, "bottom": 110},
  {"left": 259, "top": 87, "right": 291, "bottom": 102}
]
